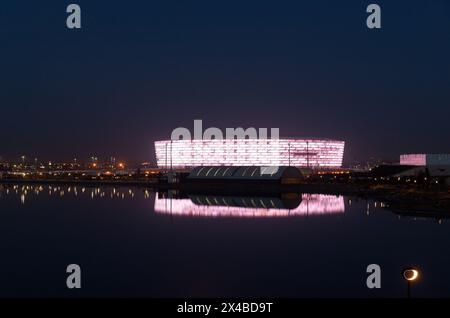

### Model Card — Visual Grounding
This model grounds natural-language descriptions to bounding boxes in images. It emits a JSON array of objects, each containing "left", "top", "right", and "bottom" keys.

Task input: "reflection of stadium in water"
[
  {"left": 154, "top": 193, "right": 345, "bottom": 217},
  {"left": 0, "top": 185, "right": 345, "bottom": 218}
]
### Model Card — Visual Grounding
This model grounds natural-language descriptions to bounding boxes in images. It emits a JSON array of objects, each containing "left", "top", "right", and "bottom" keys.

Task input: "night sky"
[{"left": 1, "top": 1, "right": 450, "bottom": 164}]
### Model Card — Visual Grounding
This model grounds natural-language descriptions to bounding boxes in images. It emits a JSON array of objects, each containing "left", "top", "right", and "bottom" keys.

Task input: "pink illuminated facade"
[
  {"left": 155, "top": 139, "right": 345, "bottom": 169},
  {"left": 400, "top": 154, "right": 450, "bottom": 166},
  {"left": 400, "top": 154, "right": 427, "bottom": 166}
]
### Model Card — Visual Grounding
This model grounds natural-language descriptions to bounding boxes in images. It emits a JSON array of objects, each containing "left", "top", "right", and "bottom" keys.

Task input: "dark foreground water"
[{"left": 0, "top": 184, "right": 449, "bottom": 298}]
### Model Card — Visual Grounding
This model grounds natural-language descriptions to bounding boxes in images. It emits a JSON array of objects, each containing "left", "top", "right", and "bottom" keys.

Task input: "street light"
[{"left": 402, "top": 267, "right": 420, "bottom": 298}]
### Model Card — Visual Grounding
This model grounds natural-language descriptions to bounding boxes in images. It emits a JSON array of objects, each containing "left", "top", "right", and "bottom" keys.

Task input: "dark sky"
[{"left": 1, "top": 1, "right": 449, "bottom": 164}]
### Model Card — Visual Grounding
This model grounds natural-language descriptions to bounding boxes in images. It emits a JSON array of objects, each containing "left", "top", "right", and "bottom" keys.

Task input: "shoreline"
[{"left": 1, "top": 178, "right": 449, "bottom": 214}]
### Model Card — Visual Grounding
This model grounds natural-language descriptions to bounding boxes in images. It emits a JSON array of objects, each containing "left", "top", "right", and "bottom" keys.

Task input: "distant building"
[
  {"left": 368, "top": 154, "right": 450, "bottom": 180},
  {"left": 398, "top": 154, "right": 450, "bottom": 178},
  {"left": 400, "top": 154, "right": 450, "bottom": 166}
]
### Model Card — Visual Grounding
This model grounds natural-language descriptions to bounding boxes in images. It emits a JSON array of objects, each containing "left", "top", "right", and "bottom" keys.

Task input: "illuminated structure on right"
[{"left": 400, "top": 154, "right": 450, "bottom": 166}]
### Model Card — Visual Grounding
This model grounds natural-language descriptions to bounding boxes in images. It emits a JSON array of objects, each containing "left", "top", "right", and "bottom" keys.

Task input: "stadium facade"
[{"left": 155, "top": 138, "right": 345, "bottom": 169}]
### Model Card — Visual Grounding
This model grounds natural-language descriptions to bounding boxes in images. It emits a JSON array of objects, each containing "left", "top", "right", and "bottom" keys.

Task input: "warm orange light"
[
  {"left": 92, "top": 163, "right": 97, "bottom": 168},
  {"left": 118, "top": 163, "right": 124, "bottom": 169},
  {"left": 403, "top": 268, "right": 420, "bottom": 281}
]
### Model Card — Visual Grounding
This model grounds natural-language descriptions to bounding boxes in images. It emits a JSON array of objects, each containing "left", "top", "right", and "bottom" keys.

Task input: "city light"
[{"left": 402, "top": 267, "right": 421, "bottom": 298}]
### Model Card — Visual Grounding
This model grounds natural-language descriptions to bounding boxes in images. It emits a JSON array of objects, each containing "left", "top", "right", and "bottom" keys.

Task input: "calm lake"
[{"left": 0, "top": 184, "right": 449, "bottom": 297}]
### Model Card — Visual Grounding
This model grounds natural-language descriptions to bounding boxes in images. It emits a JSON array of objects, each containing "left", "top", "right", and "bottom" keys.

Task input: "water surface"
[{"left": 0, "top": 184, "right": 449, "bottom": 297}]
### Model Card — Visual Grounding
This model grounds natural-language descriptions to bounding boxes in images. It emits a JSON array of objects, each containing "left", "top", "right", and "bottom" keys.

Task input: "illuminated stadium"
[{"left": 155, "top": 138, "right": 345, "bottom": 169}]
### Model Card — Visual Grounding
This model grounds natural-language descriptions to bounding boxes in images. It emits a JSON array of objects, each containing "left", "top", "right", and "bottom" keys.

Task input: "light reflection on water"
[
  {"left": 0, "top": 184, "right": 150, "bottom": 203},
  {"left": 154, "top": 193, "right": 345, "bottom": 217},
  {"left": 1, "top": 183, "right": 450, "bottom": 297},
  {"left": 0, "top": 184, "right": 345, "bottom": 218}
]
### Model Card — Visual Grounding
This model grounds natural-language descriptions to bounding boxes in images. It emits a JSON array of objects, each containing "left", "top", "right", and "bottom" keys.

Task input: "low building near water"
[
  {"left": 398, "top": 154, "right": 450, "bottom": 177},
  {"left": 187, "top": 166, "right": 303, "bottom": 184},
  {"left": 400, "top": 154, "right": 450, "bottom": 166}
]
